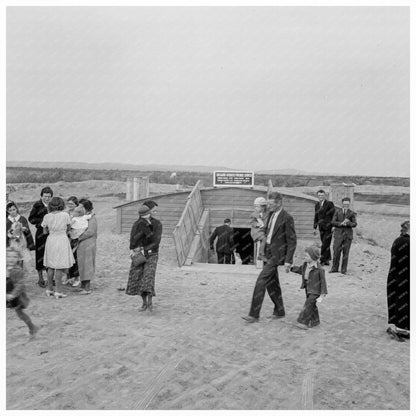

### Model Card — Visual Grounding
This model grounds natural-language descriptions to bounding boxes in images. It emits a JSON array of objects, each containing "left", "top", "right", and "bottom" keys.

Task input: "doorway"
[{"left": 232, "top": 228, "right": 254, "bottom": 265}]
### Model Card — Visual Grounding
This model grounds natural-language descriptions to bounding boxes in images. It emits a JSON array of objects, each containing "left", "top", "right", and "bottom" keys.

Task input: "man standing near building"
[
  {"left": 330, "top": 197, "right": 357, "bottom": 275},
  {"left": 242, "top": 192, "right": 297, "bottom": 323},
  {"left": 313, "top": 190, "right": 335, "bottom": 265},
  {"left": 209, "top": 219, "right": 235, "bottom": 264}
]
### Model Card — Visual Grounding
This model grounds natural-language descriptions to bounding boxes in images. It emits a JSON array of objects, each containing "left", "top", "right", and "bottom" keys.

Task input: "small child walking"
[
  {"left": 249, "top": 197, "right": 268, "bottom": 261},
  {"left": 6, "top": 247, "right": 39, "bottom": 338},
  {"left": 291, "top": 245, "right": 328, "bottom": 330}
]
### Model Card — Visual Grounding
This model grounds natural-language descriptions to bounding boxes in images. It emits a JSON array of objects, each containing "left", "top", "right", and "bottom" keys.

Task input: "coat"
[
  {"left": 387, "top": 233, "right": 410, "bottom": 330},
  {"left": 28, "top": 200, "right": 49, "bottom": 270},
  {"left": 314, "top": 199, "right": 335, "bottom": 231},
  {"left": 209, "top": 224, "right": 234, "bottom": 254},
  {"left": 291, "top": 262, "right": 328, "bottom": 296},
  {"left": 265, "top": 209, "right": 297, "bottom": 266},
  {"left": 331, "top": 208, "right": 357, "bottom": 240},
  {"left": 145, "top": 217, "right": 163, "bottom": 253},
  {"left": 77, "top": 214, "right": 98, "bottom": 282},
  {"left": 129, "top": 218, "right": 153, "bottom": 250}
]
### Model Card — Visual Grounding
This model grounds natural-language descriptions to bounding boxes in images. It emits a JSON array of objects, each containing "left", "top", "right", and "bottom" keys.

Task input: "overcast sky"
[{"left": 6, "top": 6, "right": 410, "bottom": 176}]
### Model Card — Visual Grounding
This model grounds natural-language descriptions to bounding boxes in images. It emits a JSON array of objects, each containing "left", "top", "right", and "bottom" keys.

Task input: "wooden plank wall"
[
  {"left": 172, "top": 182, "right": 204, "bottom": 266},
  {"left": 119, "top": 192, "right": 190, "bottom": 235},
  {"left": 201, "top": 188, "right": 315, "bottom": 239}
]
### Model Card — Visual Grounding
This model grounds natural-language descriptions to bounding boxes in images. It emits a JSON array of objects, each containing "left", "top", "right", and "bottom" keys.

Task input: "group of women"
[{"left": 6, "top": 186, "right": 97, "bottom": 298}]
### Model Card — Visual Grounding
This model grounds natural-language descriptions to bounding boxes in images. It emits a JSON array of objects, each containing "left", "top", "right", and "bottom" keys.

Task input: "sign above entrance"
[{"left": 213, "top": 171, "right": 254, "bottom": 187}]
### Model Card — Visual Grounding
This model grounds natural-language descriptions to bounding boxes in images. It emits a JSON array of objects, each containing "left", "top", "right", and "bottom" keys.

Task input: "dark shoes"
[
  {"left": 138, "top": 304, "right": 148, "bottom": 312},
  {"left": 37, "top": 280, "right": 46, "bottom": 288},
  {"left": 386, "top": 327, "right": 405, "bottom": 342},
  {"left": 329, "top": 270, "right": 338, "bottom": 273},
  {"left": 242, "top": 316, "right": 259, "bottom": 323}
]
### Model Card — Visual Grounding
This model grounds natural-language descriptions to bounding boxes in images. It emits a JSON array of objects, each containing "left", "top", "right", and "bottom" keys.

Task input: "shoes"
[
  {"left": 45, "top": 289, "right": 54, "bottom": 297},
  {"left": 147, "top": 303, "right": 153, "bottom": 312},
  {"left": 138, "top": 304, "right": 148, "bottom": 312},
  {"left": 341, "top": 271, "right": 347, "bottom": 275},
  {"left": 61, "top": 277, "right": 68, "bottom": 285},
  {"left": 38, "top": 280, "right": 46, "bottom": 288},
  {"left": 72, "top": 280, "right": 81, "bottom": 287},
  {"left": 242, "top": 316, "right": 259, "bottom": 323},
  {"left": 322, "top": 261, "right": 330, "bottom": 266},
  {"left": 295, "top": 322, "right": 309, "bottom": 330},
  {"left": 329, "top": 270, "right": 339, "bottom": 273},
  {"left": 78, "top": 290, "right": 92, "bottom": 295},
  {"left": 267, "top": 314, "right": 285, "bottom": 320},
  {"left": 257, "top": 255, "right": 267, "bottom": 262},
  {"left": 386, "top": 327, "right": 405, "bottom": 342},
  {"left": 395, "top": 329, "right": 410, "bottom": 339},
  {"left": 54, "top": 292, "right": 67, "bottom": 299}
]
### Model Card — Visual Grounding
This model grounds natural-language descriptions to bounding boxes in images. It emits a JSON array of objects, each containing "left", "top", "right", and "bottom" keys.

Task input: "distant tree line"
[{"left": 6, "top": 166, "right": 410, "bottom": 187}]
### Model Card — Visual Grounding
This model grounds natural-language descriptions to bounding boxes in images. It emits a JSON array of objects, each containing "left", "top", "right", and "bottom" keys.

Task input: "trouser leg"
[{"left": 341, "top": 238, "right": 352, "bottom": 273}]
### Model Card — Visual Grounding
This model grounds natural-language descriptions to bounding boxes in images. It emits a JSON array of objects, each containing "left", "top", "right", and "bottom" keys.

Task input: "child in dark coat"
[
  {"left": 291, "top": 245, "right": 328, "bottom": 330},
  {"left": 6, "top": 247, "right": 39, "bottom": 338}
]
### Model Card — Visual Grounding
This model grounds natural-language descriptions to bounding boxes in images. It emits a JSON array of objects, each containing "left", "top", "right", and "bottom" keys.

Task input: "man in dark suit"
[
  {"left": 314, "top": 190, "right": 335, "bottom": 265},
  {"left": 242, "top": 192, "right": 297, "bottom": 323},
  {"left": 209, "top": 219, "right": 235, "bottom": 264},
  {"left": 330, "top": 197, "right": 357, "bottom": 274}
]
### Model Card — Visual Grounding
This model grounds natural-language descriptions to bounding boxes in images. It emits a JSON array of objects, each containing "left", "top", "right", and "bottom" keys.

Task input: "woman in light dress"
[
  {"left": 41, "top": 197, "right": 75, "bottom": 299},
  {"left": 76, "top": 199, "right": 98, "bottom": 295}
]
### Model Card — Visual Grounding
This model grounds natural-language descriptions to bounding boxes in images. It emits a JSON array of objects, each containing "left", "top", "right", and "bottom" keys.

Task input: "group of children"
[
  {"left": 250, "top": 196, "right": 327, "bottom": 330},
  {"left": 6, "top": 197, "right": 92, "bottom": 336}
]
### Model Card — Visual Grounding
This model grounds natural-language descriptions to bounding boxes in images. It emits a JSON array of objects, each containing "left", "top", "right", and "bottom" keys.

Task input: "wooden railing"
[{"left": 173, "top": 180, "right": 204, "bottom": 266}]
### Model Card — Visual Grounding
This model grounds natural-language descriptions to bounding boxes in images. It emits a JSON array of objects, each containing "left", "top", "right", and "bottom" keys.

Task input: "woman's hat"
[
  {"left": 305, "top": 245, "right": 320, "bottom": 261},
  {"left": 254, "top": 197, "right": 267, "bottom": 205},
  {"left": 138, "top": 205, "right": 151, "bottom": 216}
]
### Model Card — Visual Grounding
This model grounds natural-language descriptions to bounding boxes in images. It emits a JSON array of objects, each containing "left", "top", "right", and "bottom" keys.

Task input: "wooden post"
[
  {"left": 267, "top": 179, "right": 273, "bottom": 196},
  {"left": 126, "top": 178, "right": 132, "bottom": 201},
  {"left": 133, "top": 177, "right": 138, "bottom": 200},
  {"left": 330, "top": 183, "right": 355, "bottom": 209},
  {"left": 138, "top": 176, "right": 150, "bottom": 199}
]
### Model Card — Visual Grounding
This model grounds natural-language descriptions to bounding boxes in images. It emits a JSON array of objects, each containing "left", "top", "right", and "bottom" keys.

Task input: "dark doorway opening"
[{"left": 233, "top": 228, "right": 255, "bottom": 265}]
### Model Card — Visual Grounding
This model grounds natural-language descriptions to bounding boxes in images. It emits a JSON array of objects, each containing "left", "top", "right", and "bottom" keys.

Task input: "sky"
[{"left": 6, "top": 6, "right": 410, "bottom": 176}]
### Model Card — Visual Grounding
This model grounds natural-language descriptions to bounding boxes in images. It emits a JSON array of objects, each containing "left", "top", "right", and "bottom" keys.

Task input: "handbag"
[{"left": 131, "top": 251, "right": 147, "bottom": 267}]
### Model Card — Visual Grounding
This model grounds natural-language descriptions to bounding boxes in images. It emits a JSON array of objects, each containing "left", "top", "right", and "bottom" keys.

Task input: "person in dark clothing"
[
  {"left": 28, "top": 186, "right": 53, "bottom": 287},
  {"left": 313, "top": 190, "right": 335, "bottom": 265},
  {"left": 291, "top": 245, "right": 328, "bottom": 330},
  {"left": 242, "top": 192, "right": 297, "bottom": 323},
  {"left": 126, "top": 203, "right": 162, "bottom": 312},
  {"left": 386, "top": 220, "right": 410, "bottom": 342},
  {"left": 330, "top": 197, "right": 357, "bottom": 275},
  {"left": 209, "top": 219, "right": 235, "bottom": 264}
]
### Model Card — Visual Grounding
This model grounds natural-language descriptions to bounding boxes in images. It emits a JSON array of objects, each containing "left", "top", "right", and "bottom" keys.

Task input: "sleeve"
[
  {"left": 21, "top": 217, "right": 35, "bottom": 250},
  {"left": 28, "top": 203, "right": 42, "bottom": 227},
  {"left": 319, "top": 269, "right": 328, "bottom": 294},
  {"left": 331, "top": 209, "right": 342, "bottom": 227},
  {"left": 290, "top": 264, "right": 303, "bottom": 275},
  {"left": 78, "top": 217, "right": 98, "bottom": 242},
  {"left": 284, "top": 215, "right": 297, "bottom": 264},
  {"left": 209, "top": 228, "right": 218, "bottom": 248},
  {"left": 347, "top": 213, "right": 357, "bottom": 228}
]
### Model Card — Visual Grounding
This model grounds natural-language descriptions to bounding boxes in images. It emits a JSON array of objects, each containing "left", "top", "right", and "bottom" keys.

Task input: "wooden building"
[{"left": 114, "top": 182, "right": 319, "bottom": 266}]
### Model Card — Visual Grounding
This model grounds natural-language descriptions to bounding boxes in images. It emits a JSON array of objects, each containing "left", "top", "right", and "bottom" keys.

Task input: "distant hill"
[
  {"left": 6, "top": 161, "right": 238, "bottom": 173},
  {"left": 7, "top": 160, "right": 345, "bottom": 176}
]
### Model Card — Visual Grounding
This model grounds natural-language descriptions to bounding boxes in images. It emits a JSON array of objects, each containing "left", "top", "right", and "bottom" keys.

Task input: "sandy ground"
[{"left": 6, "top": 184, "right": 410, "bottom": 410}]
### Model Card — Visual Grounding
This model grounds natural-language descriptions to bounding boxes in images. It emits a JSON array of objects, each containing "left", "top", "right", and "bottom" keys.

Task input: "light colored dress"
[
  {"left": 41, "top": 211, "right": 75, "bottom": 269},
  {"left": 77, "top": 215, "right": 98, "bottom": 282}
]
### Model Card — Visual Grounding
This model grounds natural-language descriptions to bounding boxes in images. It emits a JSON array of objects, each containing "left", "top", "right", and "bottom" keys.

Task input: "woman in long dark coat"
[
  {"left": 126, "top": 205, "right": 161, "bottom": 312},
  {"left": 386, "top": 220, "right": 410, "bottom": 341},
  {"left": 28, "top": 186, "right": 53, "bottom": 287}
]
